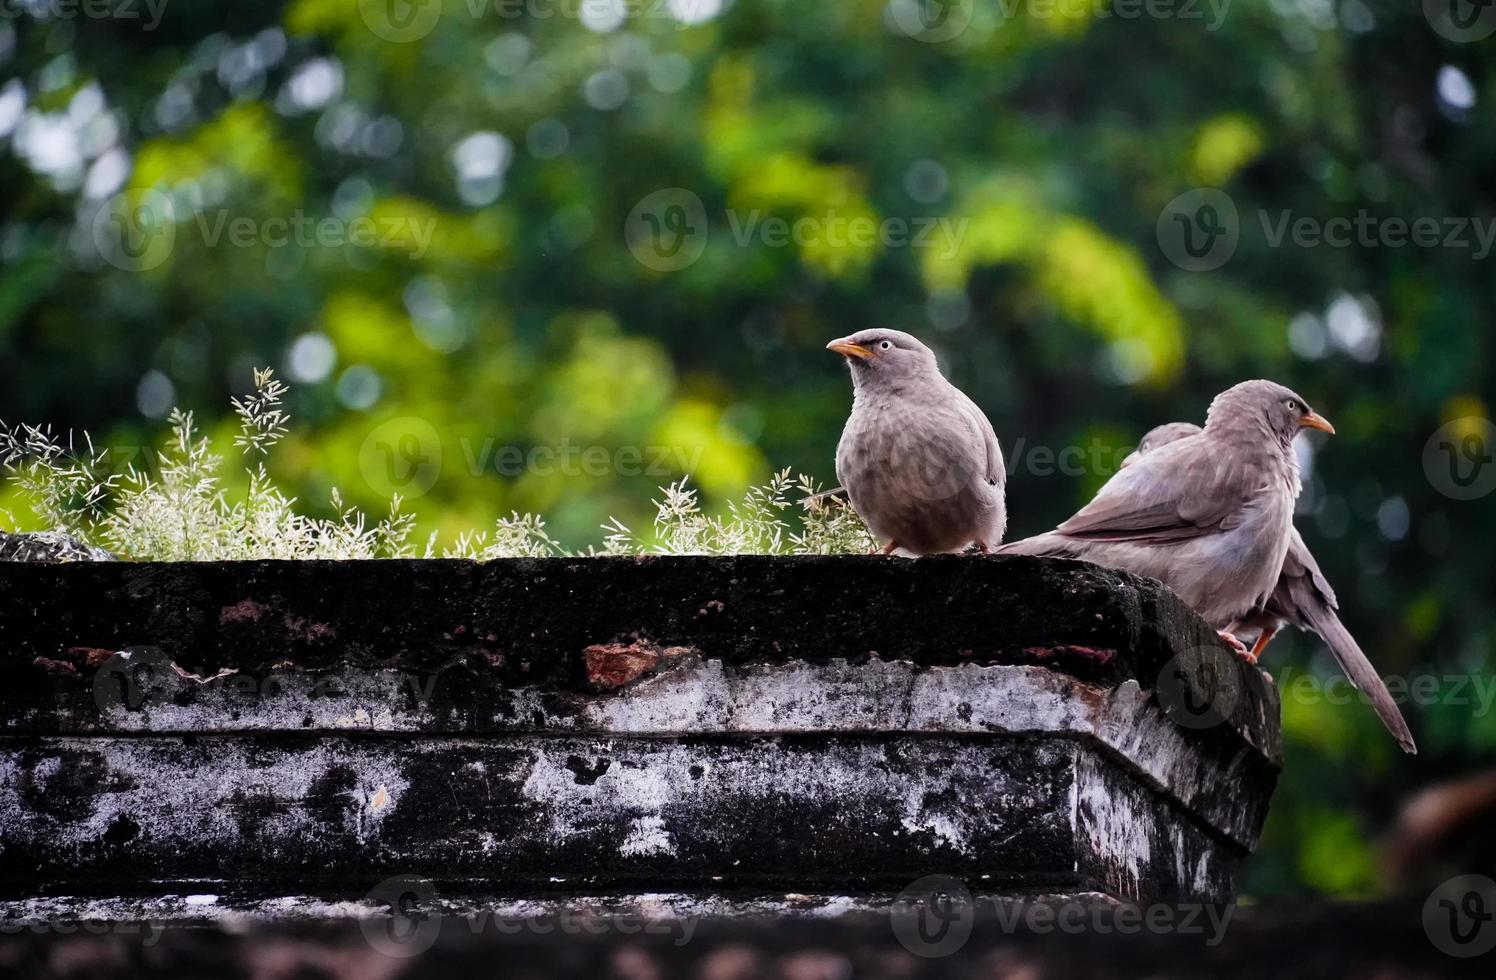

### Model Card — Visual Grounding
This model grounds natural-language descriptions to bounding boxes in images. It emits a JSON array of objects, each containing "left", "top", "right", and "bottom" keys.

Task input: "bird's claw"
[{"left": 1218, "top": 630, "right": 1256, "bottom": 663}]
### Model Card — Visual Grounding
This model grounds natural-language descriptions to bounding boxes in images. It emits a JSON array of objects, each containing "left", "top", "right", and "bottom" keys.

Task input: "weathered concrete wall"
[{"left": 0, "top": 556, "right": 1280, "bottom": 910}]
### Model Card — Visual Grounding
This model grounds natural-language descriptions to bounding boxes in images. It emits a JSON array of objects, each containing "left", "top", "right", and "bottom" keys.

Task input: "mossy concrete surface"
[{"left": 0, "top": 555, "right": 1280, "bottom": 913}]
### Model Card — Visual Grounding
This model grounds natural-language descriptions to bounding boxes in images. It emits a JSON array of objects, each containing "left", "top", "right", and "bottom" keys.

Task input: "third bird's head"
[
  {"left": 825, "top": 329, "right": 941, "bottom": 392},
  {"left": 1121, "top": 421, "right": 1203, "bottom": 468}
]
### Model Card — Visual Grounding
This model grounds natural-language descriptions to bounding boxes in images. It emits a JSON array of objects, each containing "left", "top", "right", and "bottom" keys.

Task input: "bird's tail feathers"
[
  {"left": 1301, "top": 601, "right": 1417, "bottom": 755},
  {"left": 993, "top": 533, "right": 1077, "bottom": 558}
]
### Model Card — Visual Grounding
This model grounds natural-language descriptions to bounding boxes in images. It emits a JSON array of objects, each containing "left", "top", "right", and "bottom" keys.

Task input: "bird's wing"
[
  {"left": 1053, "top": 435, "right": 1262, "bottom": 544},
  {"left": 1278, "top": 527, "right": 1338, "bottom": 611},
  {"left": 951, "top": 387, "right": 1004, "bottom": 487}
]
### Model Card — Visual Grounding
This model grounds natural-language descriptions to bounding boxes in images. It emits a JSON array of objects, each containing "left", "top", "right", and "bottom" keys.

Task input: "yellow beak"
[
  {"left": 826, "top": 338, "right": 873, "bottom": 360},
  {"left": 1300, "top": 412, "right": 1335, "bottom": 435}
]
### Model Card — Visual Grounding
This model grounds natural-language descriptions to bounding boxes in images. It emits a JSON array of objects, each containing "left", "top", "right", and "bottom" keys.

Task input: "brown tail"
[{"left": 1300, "top": 600, "right": 1417, "bottom": 754}]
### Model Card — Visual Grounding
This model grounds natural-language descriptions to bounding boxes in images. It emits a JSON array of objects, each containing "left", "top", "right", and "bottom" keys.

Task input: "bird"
[
  {"left": 827, "top": 329, "right": 1006, "bottom": 554},
  {"left": 1119, "top": 421, "right": 1209, "bottom": 467},
  {"left": 1123, "top": 420, "right": 1416, "bottom": 753},
  {"left": 997, "top": 380, "right": 1330, "bottom": 659}
]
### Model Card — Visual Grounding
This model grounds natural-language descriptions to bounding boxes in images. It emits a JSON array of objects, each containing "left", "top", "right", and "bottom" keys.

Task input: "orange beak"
[
  {"left": 1300, "top": 412, "right": 1335, "bottom": 435},
  {"left": 826, "top": 338, "right": 873, "bottom": 360}
]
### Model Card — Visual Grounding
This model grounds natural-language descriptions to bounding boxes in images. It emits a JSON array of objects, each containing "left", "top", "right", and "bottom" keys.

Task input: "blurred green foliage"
[{"left": 1, "top": 0, "right": 1493, "bottom": 898}]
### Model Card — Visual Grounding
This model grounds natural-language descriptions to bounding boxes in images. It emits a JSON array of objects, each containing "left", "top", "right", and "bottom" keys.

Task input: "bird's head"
[
  {"left": 825, "top": 329, "right": 940, "bottom": 390},
  {"left": 1121, "top": 421, "right": 1202, "bottom": 468},
  {"left": 1205, "top": 379, "right": 1335, "bottom": 447}
]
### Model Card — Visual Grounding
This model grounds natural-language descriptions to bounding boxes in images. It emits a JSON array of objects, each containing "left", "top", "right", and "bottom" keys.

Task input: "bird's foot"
[
  {"left": 1249, "top": 627, "right": 1278, "bottom": 661},
  {"left": 1217, "top": 630, "right": 1256, "bottom": 663},
  {"left": 871, "top": 540, "right": 901, "bottom": 556}
]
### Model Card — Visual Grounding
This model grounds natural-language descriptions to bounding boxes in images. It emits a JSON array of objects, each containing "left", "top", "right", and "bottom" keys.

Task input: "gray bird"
[
  {"left": 828, "top": 329, "right": 1006, "bottom": 554},
  {"left": 997, "top": 381, "right": 1332, "bottom": 655},
  {"left": 1125, "top": 421, "right": 1416, "bottom": 754},
  {"left": 1120, "top": 421, "right": 1209, "bottom": 467}
]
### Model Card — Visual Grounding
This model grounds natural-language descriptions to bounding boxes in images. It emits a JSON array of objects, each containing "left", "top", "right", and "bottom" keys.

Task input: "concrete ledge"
[{"left": 0, "top": 556, "right": 1280, "bottom": 907}]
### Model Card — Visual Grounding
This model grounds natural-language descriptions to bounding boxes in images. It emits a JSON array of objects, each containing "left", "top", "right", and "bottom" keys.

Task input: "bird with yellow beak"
[{"left": 827, "top": 329, "right": 1006, "bottom": 555}]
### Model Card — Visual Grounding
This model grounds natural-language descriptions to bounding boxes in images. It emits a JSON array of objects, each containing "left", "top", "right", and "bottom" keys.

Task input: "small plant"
[
  {"left": 601, "top": 472, "right": 871, "bottom": 556},
  {"left": 444, "top": 513, "right": 565, "bottom": 560},
  {"left": 1, "top": 369, "right": 417, "bottom": 560},
  {"left": 1, "top": 371, "right": 871, "bottom": 559}
]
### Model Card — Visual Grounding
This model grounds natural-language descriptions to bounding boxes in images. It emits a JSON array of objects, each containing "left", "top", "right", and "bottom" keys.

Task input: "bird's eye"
[
  {"left": 878, "top": 340, "right": 893, "bottom": 351},
  {"left": 1285, "top": 399, "right": 1299, "bottom": 412}
]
